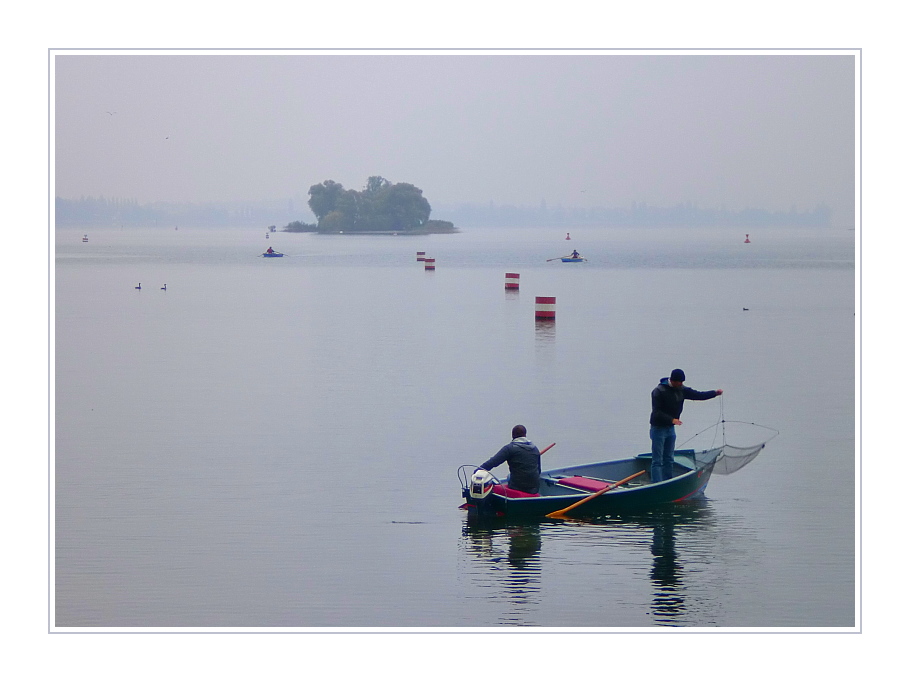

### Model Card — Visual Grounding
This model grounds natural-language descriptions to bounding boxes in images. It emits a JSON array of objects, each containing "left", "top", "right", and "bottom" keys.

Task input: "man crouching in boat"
[
  {"left": 476, "top": 425, "right": 542, "bottom": 494},
  {"left": 650, "top": 369, "right": 723, "bottom": 483}
]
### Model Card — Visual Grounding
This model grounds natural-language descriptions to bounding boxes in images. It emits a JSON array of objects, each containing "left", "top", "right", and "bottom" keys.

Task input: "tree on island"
[{"left": 286, "top": 176, "right": 455, "bottom": 234}]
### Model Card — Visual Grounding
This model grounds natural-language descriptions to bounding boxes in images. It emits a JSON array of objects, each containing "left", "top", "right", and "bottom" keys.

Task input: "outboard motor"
[
  {"left": 461, "top": 467, "right": 501, "bottom": 522},
  {"left": 469, "top": 468, "right": 495, "bottom": 501}
]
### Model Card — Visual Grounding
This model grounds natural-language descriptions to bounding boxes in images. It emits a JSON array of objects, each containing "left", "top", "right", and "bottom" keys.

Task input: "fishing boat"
[
  {"left": 261, "top": 251, "right": 284, "bottom": 257},
  {"left": 560, "top": 256, "right": 585, "bottom": 262},
  {"left": 458, "top": 439, "right": 770, "bottom": 522}
]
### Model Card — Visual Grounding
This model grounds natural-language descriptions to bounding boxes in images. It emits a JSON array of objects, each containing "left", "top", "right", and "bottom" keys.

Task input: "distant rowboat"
[{"left": 262, "top": 251, "right": 284, "bottom": 258}]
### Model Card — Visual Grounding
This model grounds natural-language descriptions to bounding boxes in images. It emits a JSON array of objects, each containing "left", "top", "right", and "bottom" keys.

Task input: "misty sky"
[{"left": 53, "top": 51, "right": 856, "bottom": 225}]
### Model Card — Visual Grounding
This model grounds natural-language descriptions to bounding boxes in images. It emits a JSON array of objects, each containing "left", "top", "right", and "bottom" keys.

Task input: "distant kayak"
[{"left": 262, "top": 251, "right": 284, "bottom": 257}]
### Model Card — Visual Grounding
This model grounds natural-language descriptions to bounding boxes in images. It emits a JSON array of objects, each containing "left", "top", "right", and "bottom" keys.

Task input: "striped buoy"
[
  {"left": 505, "top": 273, "right": 520, "bottom": 290},
  {"left": 535, "top": 296, "right": 556, "bottom": 320},
  {"left": 424, "top": 258, "right": 436, "bottom": 271},
  {"left": 417, "top": 251, "right": 426, "bottom": 261}
]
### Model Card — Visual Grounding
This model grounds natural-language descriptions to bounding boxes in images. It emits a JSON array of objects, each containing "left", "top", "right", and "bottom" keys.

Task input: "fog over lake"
[
  {"left": 38, "top": 41, "right": 873, "bottom": 677},
  {"left": 55, "top": 224, "right": 854, "bottom": 630}
]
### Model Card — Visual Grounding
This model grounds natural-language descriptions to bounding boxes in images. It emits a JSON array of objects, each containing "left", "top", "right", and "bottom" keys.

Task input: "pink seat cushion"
[
  {"left": 558, "top": 476, "right": 611, "bottom": 492},
  {"left": 491, "top": 484, "right": 540, "bottom": 498}
]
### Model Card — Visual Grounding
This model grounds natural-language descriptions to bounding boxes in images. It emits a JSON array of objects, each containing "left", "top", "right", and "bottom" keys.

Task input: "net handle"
[
  {"left": 678, "top": 394, "right": 779, "bottom": 449},
  {"left": 679, "top": 420, "right": 779, "bottom": 447}
]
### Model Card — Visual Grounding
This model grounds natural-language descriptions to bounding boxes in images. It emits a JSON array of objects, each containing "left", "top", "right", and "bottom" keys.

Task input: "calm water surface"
[{"left": 54, "top": 225, "right": 855, "bottom": 629}]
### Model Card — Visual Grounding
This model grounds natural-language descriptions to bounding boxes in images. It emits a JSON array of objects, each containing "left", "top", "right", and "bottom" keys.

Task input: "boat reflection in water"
[
  {"left": 461, "top": 522, "right": 544, "bottom": 626},
  {"left": 459, "top": 499, "right": 719, "bottom": 627}
]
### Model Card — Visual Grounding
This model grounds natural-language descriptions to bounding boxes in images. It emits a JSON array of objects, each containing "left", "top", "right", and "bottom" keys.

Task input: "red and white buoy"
[
  {"left": 565, "top": 232, "right": 571, "bottom": 240},
  {"left": 424, "top": 258, "right": 436, "bottom": 271},
  {"left": 417, "top": 251, "right": 426, "bottom": 261},
  {"left": 505, "top": 273, "right": 520, "bottom": 290},
  {"left": 535, "top": 296, "right": 556, "bottom": 320},
  {"left": 744, "top": 234, "right": 751, "bottom": 243}
]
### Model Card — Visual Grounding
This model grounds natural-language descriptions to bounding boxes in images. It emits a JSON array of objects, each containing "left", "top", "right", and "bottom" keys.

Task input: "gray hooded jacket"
[{"left": 479, "top": 437, "right": 542, "bottom": 494}]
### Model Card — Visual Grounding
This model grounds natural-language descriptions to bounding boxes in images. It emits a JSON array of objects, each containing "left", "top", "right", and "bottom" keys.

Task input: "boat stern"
[{"left": 460, "top": 468, "right": 502, "bottom": 521}]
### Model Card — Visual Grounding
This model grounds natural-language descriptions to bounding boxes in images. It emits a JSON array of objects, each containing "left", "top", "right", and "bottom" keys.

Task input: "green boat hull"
[{"left": 461, "top": 449, "right": 720, "bottom": 521}]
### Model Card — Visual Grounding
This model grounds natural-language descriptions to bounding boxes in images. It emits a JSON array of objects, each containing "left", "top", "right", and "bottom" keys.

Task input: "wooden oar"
[{"left": 545, "top": 469, "right": 646, "bottom": 519}]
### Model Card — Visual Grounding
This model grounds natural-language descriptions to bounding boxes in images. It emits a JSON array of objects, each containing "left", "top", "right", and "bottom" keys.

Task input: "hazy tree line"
[
  {"left": 286, "top": 176, "right": 456, "bottom": 234},
  {"left": 55, "top": 196, "right": 298, "bottom": 228},
  {"left": 55, "top": 194, "right": 833, "bottom": 230},
  {"left": 438, "top": 201, "right": 834, "bottom": 229}
]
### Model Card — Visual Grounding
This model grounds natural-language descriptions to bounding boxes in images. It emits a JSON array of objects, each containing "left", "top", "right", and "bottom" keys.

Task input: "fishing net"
[
  {"left": 686, "top": 441, "right": 769, "bottom": 474},
  {"left": 711, "top": 441, "right": 768, "bottom": 475},
  {"left": 684, "top": 409, "right": 779, "bottom": 475}
]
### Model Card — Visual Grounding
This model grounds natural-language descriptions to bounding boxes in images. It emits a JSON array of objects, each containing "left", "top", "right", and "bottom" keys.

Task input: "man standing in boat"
[
  {"left": 649, "top": 369, "right": 723, "bottom": 483},
  {"left": 477, "top": 425, "right": 542, "bottom": 494}
]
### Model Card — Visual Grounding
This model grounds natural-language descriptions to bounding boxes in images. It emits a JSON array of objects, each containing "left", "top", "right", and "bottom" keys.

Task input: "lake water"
[{"left": 53, "top": 224, "right": 856, "bottom": 630}]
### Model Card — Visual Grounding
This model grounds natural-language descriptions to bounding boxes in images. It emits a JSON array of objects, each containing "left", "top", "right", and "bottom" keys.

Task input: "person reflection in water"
[
  {"left": 650, "top": 515, "right": 685, "bottom": 623},
  {"left": 507, "top": 525, "right": 542, "bottom": 570}
]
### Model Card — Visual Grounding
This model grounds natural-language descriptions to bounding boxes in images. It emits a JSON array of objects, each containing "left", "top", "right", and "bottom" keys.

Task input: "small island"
[{"left": 284, "top": 176, "right": 457, "bottom": 235}]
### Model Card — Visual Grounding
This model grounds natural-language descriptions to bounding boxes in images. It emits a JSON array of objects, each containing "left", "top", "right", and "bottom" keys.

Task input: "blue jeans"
[{"left": 650, "top": 426, "right": 676, "bottom": 483}]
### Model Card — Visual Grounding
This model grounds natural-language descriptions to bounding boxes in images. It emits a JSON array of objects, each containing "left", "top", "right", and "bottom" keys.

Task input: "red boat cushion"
[
  {"left": 558, "top": 476, "right": 612, "bottom": 492},
  {"left": 491, "top": 484, "right": 540, "bottom": 498}
]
